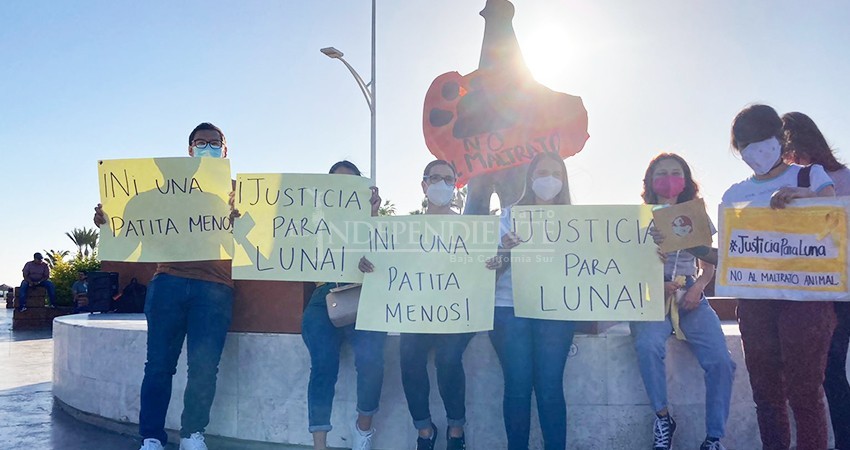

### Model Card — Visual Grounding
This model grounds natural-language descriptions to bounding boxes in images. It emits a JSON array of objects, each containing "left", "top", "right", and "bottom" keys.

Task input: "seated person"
[
  {"left": 71, "top": 271, "right": 88, "bottom": 312},
  {"left": 18, "top": 252, "right": 56, "bottom": 311}
]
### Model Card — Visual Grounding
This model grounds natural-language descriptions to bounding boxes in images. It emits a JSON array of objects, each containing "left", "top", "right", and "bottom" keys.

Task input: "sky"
[{"left": 2, "top": 0, "right": 850, "bottom": 285}]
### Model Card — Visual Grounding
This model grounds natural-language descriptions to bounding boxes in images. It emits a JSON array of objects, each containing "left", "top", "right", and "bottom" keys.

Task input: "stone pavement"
[{"left": 0, "top": 308, "right": 312, "bottom": 450}]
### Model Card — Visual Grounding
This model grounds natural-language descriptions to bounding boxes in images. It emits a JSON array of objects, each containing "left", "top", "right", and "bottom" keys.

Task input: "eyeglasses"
[
  {"left": 424, "top": 174, "right": 457, "bottom": 185},
  {"left": 192, "top": 139, "right": 223, "bottom": 150}
]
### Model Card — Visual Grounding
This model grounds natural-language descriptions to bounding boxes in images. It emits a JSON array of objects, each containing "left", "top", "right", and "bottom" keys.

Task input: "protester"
[
  {"left": 18, "top": 252, "right": 56, "bottom": 311},
  {"left": 70, "top": 270, "right": 88, "bottom": 313},
  {"left": 782, "top": 111, "right": 850, "bottom": 450},
  {"left": 301, "top": 160, "right": 384, "bottom": 450},
  {"left": 723, "top": 105, "right": 836, "bottom": 450},
  {"left": 631, "top": 153, "right": 735, "bottom": 450},
  {"left": 94, "top": 122, "right": 233, "bottom": 450},
  {"left": 360, "top": 160, "right": 472, "bottom": 450},
  {"left": 484, "top": 151, "right": 576, "bottom": 450}
]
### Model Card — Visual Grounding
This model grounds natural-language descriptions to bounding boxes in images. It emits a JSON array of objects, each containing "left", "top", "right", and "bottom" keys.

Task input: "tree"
[
  {"left": 409, "top": 197, "right": 428, "bottom": 215},
  {"left": 42, "top": 249, "right": 70, "bottom": 269},
  {"left": 66, "top": 227, "right": 99, "bottom": 257},
  {"left": 378, "top": 200, "right": 397, "bottom": 216}
]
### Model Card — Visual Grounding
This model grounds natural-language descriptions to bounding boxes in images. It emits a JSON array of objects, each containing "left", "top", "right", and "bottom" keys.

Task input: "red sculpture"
[{"left": 423, "top": 0, "right": 589, "bottom": 210}]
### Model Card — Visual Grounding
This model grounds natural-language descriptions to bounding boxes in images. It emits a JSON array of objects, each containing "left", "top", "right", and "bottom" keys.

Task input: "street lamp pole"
[{"left": 320, "top": 0, "right": 377, "bottom": 182}]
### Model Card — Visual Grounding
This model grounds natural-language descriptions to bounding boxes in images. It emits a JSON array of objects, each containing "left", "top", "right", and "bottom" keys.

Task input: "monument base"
[{"left": 52, "top": 314, "right": 838, "bottom": 449}]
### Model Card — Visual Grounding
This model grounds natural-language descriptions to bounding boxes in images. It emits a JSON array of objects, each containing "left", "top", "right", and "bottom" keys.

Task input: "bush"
[{"left": 51, "top": 256, "right": 101, "bottom": 306}]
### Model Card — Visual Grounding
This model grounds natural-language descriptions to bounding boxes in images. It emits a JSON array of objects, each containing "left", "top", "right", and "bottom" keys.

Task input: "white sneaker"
[
  {"left": 179, "top": 432, "right": 208, "bottom": 450},
  {"left": 351, "top": 419, "right": 375, "bottom": 450},
  {"left": 139, "top": 438, "right": 164, "bottom": 450}
]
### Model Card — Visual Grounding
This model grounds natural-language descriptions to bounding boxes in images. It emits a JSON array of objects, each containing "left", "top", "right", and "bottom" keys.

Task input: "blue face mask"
[{"left": 193, "top": 145, "right": 223, "bottom": 158}]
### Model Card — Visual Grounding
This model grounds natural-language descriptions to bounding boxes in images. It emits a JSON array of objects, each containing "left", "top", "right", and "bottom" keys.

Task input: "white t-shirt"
[
  {"left": 828, "top": 167, "right": 850, "bottom": 196},
  {"left": 494, "top": 208, "right": 514, "bottom": 308},
  {"left": 721, "top": 164, "right": 833, "bottom": 204}
]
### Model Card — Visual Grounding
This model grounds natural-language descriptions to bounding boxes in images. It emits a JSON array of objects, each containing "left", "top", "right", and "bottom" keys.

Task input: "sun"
[{"left": 519, "top": 27, "right": 574, "bottom": 85}]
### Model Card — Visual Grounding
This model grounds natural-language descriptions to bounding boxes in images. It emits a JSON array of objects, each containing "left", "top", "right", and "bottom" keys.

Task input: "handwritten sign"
[
  {"left": 355, "top": 215, "right": 499, "bottom": 333},
  {"left": 716, "top": 198, "right": 850, "bottom": 300},
  {"left": 97, "top": 157, "right": 234, "bottom": 262},
  {"left": 422, "top": 69, "right": 589, "bottom": 186},
  {"left": 652, "top": 198, "right": 713, "bottom": 253},
  {"left": 231, "top": 174, "right": 372, "bottom": 282},
  {"left": 510, "top": 206, "right": 665, "bottom": 321}
]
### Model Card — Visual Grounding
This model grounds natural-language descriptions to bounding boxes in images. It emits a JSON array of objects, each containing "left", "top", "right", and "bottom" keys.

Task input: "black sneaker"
[
  {"left": 699, "top": 438, "right": 726, "bottom": 450},
  {"left": 416, "top": 423, "right": 437, "bottom": 450},
  {"left": 446, "top": 427, "right": 466, "bottom": 450},
  {"left": 652, "top": 414, "right": 676, "bottom": 450}
]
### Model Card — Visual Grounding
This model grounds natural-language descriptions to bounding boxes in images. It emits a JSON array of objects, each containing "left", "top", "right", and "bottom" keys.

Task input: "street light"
[{"left": 320, "top": 0, "right": 377, "bottom": 183}]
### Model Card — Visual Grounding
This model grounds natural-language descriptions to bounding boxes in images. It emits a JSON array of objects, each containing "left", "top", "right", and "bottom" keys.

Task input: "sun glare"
[{"left": 520, "top": 27, "right": 573, "bottom": 84}]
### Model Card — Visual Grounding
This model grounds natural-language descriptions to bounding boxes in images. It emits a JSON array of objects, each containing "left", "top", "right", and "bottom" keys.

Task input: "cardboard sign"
[
  {"left": 652, "top": 198, "right": 713, "bottom": 252},
  {"left": 510, "top": 205, "right": 665, "bottom": 321},
  {"left": 231, "top": 174, "right": 373, "bottom": 283},
  {"left": 716, "top": 198, "right": 850, "bottom": 300},
  {"left": 422, "top": 69, "right": 589, "bottom": 186},
  {"left": 355, "top": 215, "right": 499, "bottom": 333},
  {"left": 97, "top": 157, "right": 234, "bottom": 262}
]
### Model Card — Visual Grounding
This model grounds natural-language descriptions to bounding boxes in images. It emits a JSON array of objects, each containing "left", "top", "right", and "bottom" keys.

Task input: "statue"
[{"left": 422, "top": 0, "right": 589, "bottom": 214}]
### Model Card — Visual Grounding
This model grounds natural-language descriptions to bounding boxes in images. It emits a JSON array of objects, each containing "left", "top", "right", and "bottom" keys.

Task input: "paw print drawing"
[{"left": 423, "top": 69, "right": 589, "bottom": 186}]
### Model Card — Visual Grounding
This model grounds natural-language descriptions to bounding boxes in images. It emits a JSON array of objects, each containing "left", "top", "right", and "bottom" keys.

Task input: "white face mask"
[
  {"left": 426, "top": 182, "right": 455, "bottom": 207},
  {"left": 741, "top": 137, "right": 781, "bottom": 176},
  {"left": 531, "top": 176, "right": 563, "bottom": 201}
]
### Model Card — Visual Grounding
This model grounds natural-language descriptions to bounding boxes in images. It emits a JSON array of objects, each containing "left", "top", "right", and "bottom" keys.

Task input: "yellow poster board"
[
  {"left": 231, "top": 174, "right": 373, "bottom": 282},
  {"left": 97, "top": 157, "right": 234, "bottom": 262},
  {"left": 510, "top": 205, "right": 665, "bottom": 321},
  {"left": 356, "top": 215, "right": 499, "bottom": 333},
  {"left": 717, "top": 197, "right": 850, "bottom": 300}
]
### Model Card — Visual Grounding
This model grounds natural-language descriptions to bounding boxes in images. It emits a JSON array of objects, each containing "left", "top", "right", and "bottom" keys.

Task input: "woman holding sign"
[
  {"left": 360, "top": 160, "right": 473, "bottom": 450},
  {"left": 782, "top": 111, "right": 850, "bottom": 450},
  {"left": 724, "top": 104, "right": 836, "bottom": 450},
  {"left": 301, "top": 160, "right": 385, "bottom": 450},
  {"left": 485, "top": 152, "right": 576, "bottom": 450},
  {"left": 632, "top": 153, "right": 735, "bottom": 450}
]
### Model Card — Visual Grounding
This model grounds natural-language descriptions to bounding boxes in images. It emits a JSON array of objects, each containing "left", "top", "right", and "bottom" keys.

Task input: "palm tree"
[
  {"left": 66, "top": 228, "right": 85, "bottom": 255},
  {"left": 42, "top": 249, "right": 70, "bottom": 268},
  {"left": 82, "top": 228, "right": 99, "bottom": 256},
  {"left": 66, "top": 227, "right": 99, "bottom": 257}
]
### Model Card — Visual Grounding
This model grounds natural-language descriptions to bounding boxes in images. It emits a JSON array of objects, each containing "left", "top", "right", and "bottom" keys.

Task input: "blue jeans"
[
  {"left": 400, "top": 331, "right": 474, "bottom": 430},
  {"left": 301, "top": 283, "right": 387, "bottom": 432},
  {"left": 138, "top": 273, "right": 233, "bottom": 445},
  {"left": 630, "top": 292, "right": 735, "bottom": 438},
  {"left": 18, "top": 279, "right": 56, "bottom": 308},
  {"left": 489, "top": 307, "right": 575, "bottom": 450}
]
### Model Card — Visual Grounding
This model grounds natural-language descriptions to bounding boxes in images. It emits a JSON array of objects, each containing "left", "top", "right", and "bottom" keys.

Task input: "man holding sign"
[
  {"left": 359, "top": 160, "right": 495, "bottom": 450},
  {"left": 94, "top": 123, "right": 233, "bottom": 450}
]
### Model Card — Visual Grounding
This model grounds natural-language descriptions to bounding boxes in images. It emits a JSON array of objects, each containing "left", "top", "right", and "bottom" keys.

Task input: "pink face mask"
[{"left": 652, "top": 175, "right": 685, "bottom": 200}]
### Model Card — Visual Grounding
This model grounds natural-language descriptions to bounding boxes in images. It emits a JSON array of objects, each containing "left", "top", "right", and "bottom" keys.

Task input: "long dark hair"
[
  {"left": 782, "top": 112, "right": 846, "bottom": 172},
  {"left": 641, "top": 153, "right": 700, "bottom": 204},
  {"left": 516, "top": 152, "right": 571, "bottom": 206}
]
